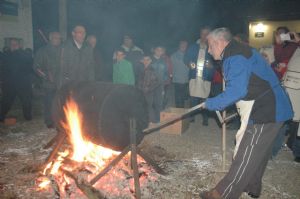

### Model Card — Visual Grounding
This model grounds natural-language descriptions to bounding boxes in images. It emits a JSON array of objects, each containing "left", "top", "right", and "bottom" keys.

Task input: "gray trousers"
[{"left": 215, "top": 122, "right": 283, "bottom": 199}]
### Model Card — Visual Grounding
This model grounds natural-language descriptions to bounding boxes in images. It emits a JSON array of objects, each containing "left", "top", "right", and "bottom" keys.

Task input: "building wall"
[
  {"left": 0, "top": 0, "right": 33, "bottom": 50},
  {"left": 249, "top": 20, "right": 300, "bottom": 49}
]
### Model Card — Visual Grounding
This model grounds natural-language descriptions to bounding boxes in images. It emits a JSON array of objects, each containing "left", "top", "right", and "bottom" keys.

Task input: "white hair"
[{"left": 208, "top": 27, "right": 232, "bottom": 42}]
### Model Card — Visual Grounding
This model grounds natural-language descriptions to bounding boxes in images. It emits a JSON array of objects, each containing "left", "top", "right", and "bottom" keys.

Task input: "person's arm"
[
  {"left": 205, "top": 55, "right": 251, "bottom": 111},
  {"left": 33, "top": 48, "right": 48, "bottom": 80}
]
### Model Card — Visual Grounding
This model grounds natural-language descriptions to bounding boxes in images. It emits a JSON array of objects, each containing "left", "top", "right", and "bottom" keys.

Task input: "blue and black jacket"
[
  {"left": 205, "top": 40, "right": 293, "bottom": 124},
  {"left": 183, "top": 41, "right": 215, "bottom": 81}
]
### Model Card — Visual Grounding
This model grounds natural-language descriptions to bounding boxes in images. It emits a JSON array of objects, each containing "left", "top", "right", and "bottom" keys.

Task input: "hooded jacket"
[{"left": 205, "top": 40, "right": 293, "bottom": 124}]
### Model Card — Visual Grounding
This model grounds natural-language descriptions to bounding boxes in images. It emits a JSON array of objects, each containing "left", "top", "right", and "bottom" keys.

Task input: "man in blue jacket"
[{"left": 200, "top": 28, "right": 293, "bottom": 199}]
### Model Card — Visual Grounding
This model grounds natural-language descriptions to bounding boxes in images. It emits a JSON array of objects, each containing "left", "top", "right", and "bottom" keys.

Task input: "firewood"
[
  {"left": 61, "top": 168, "right": 107, "bottom": 199},
  {"left": 49, "top": 175, "right": 61, "bottom": 199}
]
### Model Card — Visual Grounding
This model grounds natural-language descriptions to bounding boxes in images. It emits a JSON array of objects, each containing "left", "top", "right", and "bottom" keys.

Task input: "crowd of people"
[{"left": 0, "top": 24, "right": 299, "bottom": 199}]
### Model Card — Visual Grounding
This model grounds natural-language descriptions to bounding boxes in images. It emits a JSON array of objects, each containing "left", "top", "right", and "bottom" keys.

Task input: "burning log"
[
  {"left": 62, "top": 169, "right": 107, "bottom": 199},
  {"left": 52, "top": 81, "right": 149, "bottom": 151}
]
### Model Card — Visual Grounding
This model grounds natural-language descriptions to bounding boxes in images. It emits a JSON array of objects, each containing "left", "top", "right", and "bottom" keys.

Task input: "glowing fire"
[
  {"left": 37, "top": 98, "right": 156, "bottom": 198},
  {"left": 39, "top": 98, "right": 120, "bottom": 187}
]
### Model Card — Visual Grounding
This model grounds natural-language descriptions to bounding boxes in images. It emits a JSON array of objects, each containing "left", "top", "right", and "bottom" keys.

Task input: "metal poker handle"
[{"left": 143, "top": 103, "right": 205, "bottom": 135}]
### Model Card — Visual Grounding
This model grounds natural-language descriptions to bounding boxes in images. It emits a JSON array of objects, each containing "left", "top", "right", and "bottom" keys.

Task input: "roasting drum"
[{"left": 52, "top": 81, "right": 149, "bottom": 151}]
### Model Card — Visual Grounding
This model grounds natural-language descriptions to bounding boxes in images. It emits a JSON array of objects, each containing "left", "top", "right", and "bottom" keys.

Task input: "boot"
[{"left": 199, "top": 189, "right": 222, "bottom": 199}]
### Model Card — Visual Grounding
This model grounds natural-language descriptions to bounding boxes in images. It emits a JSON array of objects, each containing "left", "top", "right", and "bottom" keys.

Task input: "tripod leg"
[
  {"left": 130, "top": 119, "right": 141, "bottom": 199},
  {"left": 89, "top": 146, "right": 130, "bottom": 185}
]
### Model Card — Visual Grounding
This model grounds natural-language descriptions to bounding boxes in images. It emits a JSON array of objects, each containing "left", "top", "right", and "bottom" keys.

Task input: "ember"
[{"left": 37, "top": 98, "right": 157, "bottom": 198}]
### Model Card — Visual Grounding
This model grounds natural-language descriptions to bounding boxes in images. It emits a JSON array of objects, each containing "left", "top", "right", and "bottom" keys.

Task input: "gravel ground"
[{"left": 0, "top": 96, "right": 299, "bottom": 199}]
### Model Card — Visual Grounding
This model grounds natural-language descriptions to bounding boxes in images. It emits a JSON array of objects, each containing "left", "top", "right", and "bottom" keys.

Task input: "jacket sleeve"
[
  {"left": 183, "top": 44, "right": 197, "bottom": 66},
  {"left": 205, "top": 55, "right": 251, "bottom": 111}
]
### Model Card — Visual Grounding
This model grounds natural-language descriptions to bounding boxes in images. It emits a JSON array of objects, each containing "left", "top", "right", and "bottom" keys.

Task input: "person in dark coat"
[
  {"left": 59, "top": 25, "right": 95, "bottom": 87},
  {"left": 137, "top": 54, "right": 161, "bottom": 123},
  {"left": 87, "top": 35, "right": 107, "bottom": 81},
  {"left": 0, "top": 38, "right": 33, "bottom": 122},
  {"left": 33, "top": 32, "right": 62, "bottom": 128}
]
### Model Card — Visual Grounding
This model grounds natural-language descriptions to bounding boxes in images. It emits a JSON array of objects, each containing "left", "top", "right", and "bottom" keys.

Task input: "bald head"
[
  {"left": 72, "top": 25, "right": 86, "bottom": 44},
  {"left": 49, "top": 32, "right": 61, "bottom": 46}
]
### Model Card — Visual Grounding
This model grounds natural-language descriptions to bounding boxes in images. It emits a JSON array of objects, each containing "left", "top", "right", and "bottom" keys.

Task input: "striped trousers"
[{"left": 215, "top": 122, "right": 283, "bottom": 199}]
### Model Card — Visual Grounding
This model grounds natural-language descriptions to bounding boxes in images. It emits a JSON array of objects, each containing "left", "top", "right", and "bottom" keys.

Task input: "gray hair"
[{"left": 208, "top": 27, "right": 232, "bottom": 42}]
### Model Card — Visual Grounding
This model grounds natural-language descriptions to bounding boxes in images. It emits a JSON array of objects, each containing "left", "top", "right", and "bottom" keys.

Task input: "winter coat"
[
  {"left": 183, "top": 41, "right": 215, "bottom": 81},
  {"left": 151, "top": 57, "right": 168, "bottom": 85},
  {"left": 59, "top": 40, "right": 95, "bottom": 87},
  {"left": 138, "top": 65, "right": 160, "bottom": 93},
  {"left": 33, "top": 44, "right": 61, "bottom": 89},
  {"left": 113, "top": 59, "right": 135, "bottom": 85},
  {"left": 205, "top": 40, "right": 293, "bottom": 124},
  {"left": 171, "top": 50, "right": 189, "bottom": 84},
  {"left": 2, "top": 49, "right": 33, "bottom": 86}
]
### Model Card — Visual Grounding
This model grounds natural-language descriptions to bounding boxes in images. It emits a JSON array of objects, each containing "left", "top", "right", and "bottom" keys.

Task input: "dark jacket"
[
  {"left": 138, "top": 65, "right": 160, "bottom": 94},
  {"left": 205, "top": 40, "right": 293, "bottom": 124},
  {"left": 59, "top": 40, "right": 95, "bottom": 87},
  {"left": 183, "top": 41, "right": 215, "bottom": 81},
  {"left": 33, "top": 44, "right": 61, "bottom": 89},
  {"left": 2, "top": 49, "right": 33, "bottom": 86}
]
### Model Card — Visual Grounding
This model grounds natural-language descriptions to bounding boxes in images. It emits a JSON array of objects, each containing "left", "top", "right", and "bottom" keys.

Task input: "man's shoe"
[
  {"left": 294, "top": 157, "right": 300, "bottom": 163},
  {"left": 248, "top": 192, "right": 260, "bottom": 198},
  {"left": 199, "top": 189, "right": 222, "bottom": 199},
  {"left": 46, "top": 124, "right": 55, "bottom": 129}
]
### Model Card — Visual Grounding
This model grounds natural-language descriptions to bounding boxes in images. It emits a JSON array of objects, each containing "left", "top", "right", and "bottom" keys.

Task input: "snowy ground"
[{"left": 0, "top": 95, "right": 299, "bottom": 199}]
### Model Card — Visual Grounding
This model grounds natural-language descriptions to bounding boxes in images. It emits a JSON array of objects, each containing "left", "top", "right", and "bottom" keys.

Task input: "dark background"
[{"left": 32, "top": 0, "right": 300, "bottom": 58}]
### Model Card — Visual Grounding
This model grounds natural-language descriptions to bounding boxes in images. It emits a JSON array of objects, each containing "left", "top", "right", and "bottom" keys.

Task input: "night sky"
[{"left": 32, "top": 0, "right": 300, "bottom": 58}]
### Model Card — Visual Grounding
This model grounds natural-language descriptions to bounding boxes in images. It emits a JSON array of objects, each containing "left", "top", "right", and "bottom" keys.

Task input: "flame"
[
  {"left": 38, "top": 98, "right": 155, "bottom": 197},
  {"left": 39, "top": 98, "right": 119, "bottom": 189},
  {"left": 62, "top": 98, "right": 120, "bottom": 167},
  {"left": 38, "top": 179, "right": 51, "bottom": 189}
]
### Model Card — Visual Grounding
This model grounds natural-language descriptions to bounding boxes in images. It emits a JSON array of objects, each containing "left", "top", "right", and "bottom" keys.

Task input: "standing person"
[
  {"left": 87, "top": 35, "right": 105, "bottom": 81},
  {"left": 59, "top": 25, "right": 95, "bottom": 87},
  {"left": 184, "top": 26, "right": 215, "bottom": 126},
  {"left": 151, "top": 45, "right": 168, "bottom": 123},
  {"left": 200, "top": 28, "right": 293, "bottom": 199},
  {"left": 272, "top": 26, "right": 299, "bottom": 80},
  {"left": 137, "top": 54, "right": 160, "bottom": 124},
  {"left": 117, "top": 34, "right": 144, "bottom": 84},
  {"left": 171, "top": 40, "right": 189, "bottom": 108},
  {"left": 0, "top": 38, "right": 34, "bottom": 122},
  {"left": 112, "top": 48, "right": 135, "bottom": 85},
  {"left": 281, "top": 32, "right": 300, "bottom": 163},
  {"left": 271, "top": 27, "right": 300, "bottom": 157},
  {"left": 33, "top": 32, "right": 62, "bottom": 128},
  {"left": 162, "top": 47, "right": 173, "bottom": 109}
]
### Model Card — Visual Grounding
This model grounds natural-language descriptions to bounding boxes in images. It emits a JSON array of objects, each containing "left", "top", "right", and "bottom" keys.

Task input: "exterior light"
[{"left": 253, "top": 22, "right": 267, "bottom": 38}]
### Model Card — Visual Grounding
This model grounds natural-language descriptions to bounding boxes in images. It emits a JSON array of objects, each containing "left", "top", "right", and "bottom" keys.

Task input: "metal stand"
[{"left": 90, "top": 119, "right": 166, "bottom": 199}]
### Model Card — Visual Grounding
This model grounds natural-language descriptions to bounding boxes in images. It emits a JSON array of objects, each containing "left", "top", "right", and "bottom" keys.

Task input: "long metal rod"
[
  {"left": 222, "top": 80, "right": 227, "bottom": 172},
  {"left": 222, "top": 110, "right": 227, "bottom": 171},
  {"left": 143, "top": 103, "right": 205, "bottom": 135}
]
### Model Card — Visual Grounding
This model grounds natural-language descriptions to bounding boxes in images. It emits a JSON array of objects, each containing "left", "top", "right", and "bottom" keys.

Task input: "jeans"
[
  {"left": 174, "top": 83, "right": 188, "bottom": 108},
  {"left": 190, "top": 96, "right": 208, "bottom": 124},
  {"left": 153, "top": 86, "right": 163, "bottom": 123}
]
